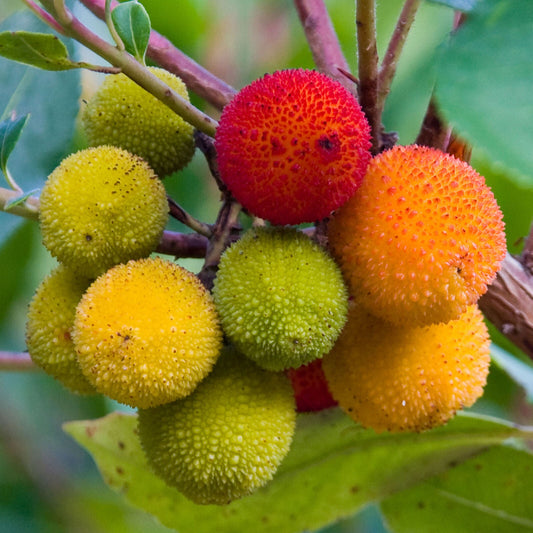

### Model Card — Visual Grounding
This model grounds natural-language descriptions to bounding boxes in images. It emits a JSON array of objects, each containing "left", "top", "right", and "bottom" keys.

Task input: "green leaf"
[
  {"left": 491, "top": 344, "right": 533, "bottom": 403},
  {"left": 435, "top": 0, "right": 533, "bottom": 187},
  {"left": 0, "top": 31, "right": 83, "bottom": 71},
  {"left": 426, "top": 0, "right": 476, "bottom": 11},
  {"left": 0, "top": 112, "right": 28, "bottom": 177},
  {"left": 64, "top": 409, "right": 533, "bottom": 533},
  {"left": 381, "top": 445, "right": 533, "bottom": 532},
  {"left": 0, "top": 10, "right": 80, "bottom": 246},
  {"left": 111, "top": 0, "right": 151, "bottom": 63},
  {"left": 3, "top": 187, "right": 39, "bottom": 210}
]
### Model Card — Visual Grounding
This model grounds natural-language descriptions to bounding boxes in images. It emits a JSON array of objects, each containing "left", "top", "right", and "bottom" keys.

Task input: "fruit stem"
[
  {"left": 38, "top": 0, "right": 219, "bottom": 137},
  {"left": 0, "top": 187, "right": 40, "bottom": 221},
  {"left": 156, "top": 230, "right": 208, "bottom": 258},
  {"left": 0, "top": 352, "right": 36, "bottom": 371},
  {"left": 356, "top": 0, "right": 380, "bottom": 153},
  {"left": 78, "top": 0, "right": 237, "bottom": 110},
  {"left": 167, "top": 197, "right": 213, "bottom": 238},
  {"left": 294, "top": 0, "right": 355, "bottom": 94},
  {"left": 377, "top": 0, "right": 422, "bottom": 112},
  {"left": 104, "top": 0, "right": 125, "bottom": 52},
  {"left": 198, "top": 199, "right": 242, "bottom": 291}
]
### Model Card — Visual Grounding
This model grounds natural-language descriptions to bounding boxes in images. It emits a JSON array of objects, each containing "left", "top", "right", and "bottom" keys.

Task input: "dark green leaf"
[
  {"left": 0, "top": 113, "right": 29, "bottom": 176},
  {"left": 64, "top": 409, "right": 533, "bottom": 533},
  {"left": 426, "top": 0, "right": 477, "bottom": 11},
  {"left": 491, "top": 345, "right": 533, "bottom": 403},
  {"left": 0, "top": 31, "right": 83, "bottom": 71},
  {"left": 111, "top": 1, "right": 151, "bottom": 63},
  {"left": 435, "top": 0, "right": 533, "bottom": 186},
  {"left": 381, "top": 445, "right": 533, "bottom": 532}
]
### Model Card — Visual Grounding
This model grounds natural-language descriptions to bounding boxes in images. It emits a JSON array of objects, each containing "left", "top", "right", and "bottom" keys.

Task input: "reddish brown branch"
[
  {"left": 0, "top": 352, "right": 36, "bottom": 371},
  {"left": 294, "top": 0, "right": 354, "bottom": 93},
  {"left": 479, "top": 254, "right": 533, "bottom": 361},
  {"left": 78, "top": 0, "right": 237, "bottom": 110}
]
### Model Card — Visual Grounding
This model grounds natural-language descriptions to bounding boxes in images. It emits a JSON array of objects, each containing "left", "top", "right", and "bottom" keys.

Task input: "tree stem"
[
  {"left": 294, "top": 0, "right": 355, "bottom": 93},
  {"left": 377, "top": 0, "right": 422, "bottom": 112},
  {"left": 356, "top": 0, "right": 380, "bottom": 153},
  {"left": 0, "top": 352, "right": 36, "bottom": 371}
]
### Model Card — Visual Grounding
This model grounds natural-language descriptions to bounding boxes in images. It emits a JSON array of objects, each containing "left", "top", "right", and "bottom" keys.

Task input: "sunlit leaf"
[
  {"left": 64, "top": 409, "right": 533, "bottom": 533},
  {"left": 111, "top": 0, "right": 151, "bottom": 63},
  {"left": 435, "top": 0, "right": 533, "bottom": 186},
  {"left": 0, "top": 31, "right": 83, "bottom": 70},
  {"left": 381, "top": 445, "right": 533, "bottom": 532}
]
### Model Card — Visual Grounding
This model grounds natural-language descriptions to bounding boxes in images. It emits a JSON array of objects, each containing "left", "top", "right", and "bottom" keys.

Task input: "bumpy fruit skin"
[
  {"left": 322, "top": 304, "right": 491, "bottom": 433},
  {"left": 212, "top": 227, "right": 348, "bottom": 371},
  {"left": 215, "top": 69, "right": 372, "bottom": 225},
  {"left": 39, "top": 146, "right": 168, "bottom": 279},
  {"left": 73, "top": 257, "right": 222, "bottom": 408},
  {"left": 82, "top": 67, "right": 195, "bottom": 177},
  {"left": 328, "top": 145, "right": 506, "bottom": 327},
  {"left": 287, "top": 358, "right": 337, "bottom": 412},
  {"left": 138, "top": 346, "right": 296, "bottom": 505},
  {"left": 26, "top": 265, "right": 95, "bottom": 395}
]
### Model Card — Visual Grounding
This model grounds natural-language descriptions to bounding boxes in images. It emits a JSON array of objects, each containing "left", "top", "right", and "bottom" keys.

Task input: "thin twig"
[
  {"left": 0, "top": 351, "right": 36, "bottom": 371},
  {"left": 156, "top": 230, "right": 208, "bottom": 258},
  {"left": 39, "top": 0, "right": 218, "bottom": 136},
  {"left": 167, "top": 197, "right": 213, "bottom": 237},
  {"left": 0, "top": 187, "right": 40, "bottom": 220},
  {"left": 377, "top": 0, "right": 422, "bottom": 112},
  {"left": 356, "top": 0, "right": 380, "bottom": 153},
  {"left": 24, "top": 0, "right": 66, "bottom": 34},
  {"left": 78, "top": 0, "right": 237, "bottom": 110},
  {"left": 294, "top": 0, "right": 354, "bottom": 94}
]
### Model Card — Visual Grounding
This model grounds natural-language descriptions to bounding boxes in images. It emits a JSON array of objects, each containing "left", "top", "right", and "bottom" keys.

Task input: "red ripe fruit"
[
  {"left": 287, "top": 359, "right": 337, "bottom": 412},
  {"left": 215, "top": 69, "right": 372, "bottom": 225}
]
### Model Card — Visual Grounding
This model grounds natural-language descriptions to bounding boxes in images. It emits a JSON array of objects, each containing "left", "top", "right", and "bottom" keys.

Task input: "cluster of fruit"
[{"left": 25, "top": 67, "right": 506, "bottom": 505}]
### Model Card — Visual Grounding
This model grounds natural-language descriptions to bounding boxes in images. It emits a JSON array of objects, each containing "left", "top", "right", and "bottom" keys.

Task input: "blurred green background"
[{"left": 0, "top": 1, "right": 531, "bottom": 532}]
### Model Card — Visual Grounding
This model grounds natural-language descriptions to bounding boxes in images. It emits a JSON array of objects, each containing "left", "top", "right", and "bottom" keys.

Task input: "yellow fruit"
[
  {"left": 138, "top": 346, "right": 296, "bottom": 504},
  {"left": 82, "top": 67, "right": 195, "bottom": 177},
  {"left": 328, "top": 145, "right": 506, "bottom": 327},
  {"left": 39, "top": 146, "right": 168, "bottom": 279},
  {"left": 73, "top": 257, "right": 223, "bottom": 408},
  {"left": 26, "top": 265, "right": 95, "bottom": 395},
  {"left": 322, "top": 304, "right": 490, "bottom": 433}
]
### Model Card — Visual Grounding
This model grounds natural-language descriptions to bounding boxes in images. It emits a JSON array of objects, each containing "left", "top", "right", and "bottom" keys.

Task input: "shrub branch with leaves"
[{"left": 0, "top": 0, "right": 532, "bottom": 532}]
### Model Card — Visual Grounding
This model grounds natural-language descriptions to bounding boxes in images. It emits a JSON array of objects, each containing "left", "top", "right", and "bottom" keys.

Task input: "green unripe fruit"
[
  {"left": 39, "top": 146, "right": 169, "bottom": 279},
  {"left": 212, "top": 227, "right": 349, "bottom": 371},
  {"left": 26, "top": 265, "right": 95, "bottom": 395},
  {"left": 82, "top": 67, "right": 195, "bottom": 177},
  {"left": 138, "top": 346, "right": 296, "bottom": 505}
]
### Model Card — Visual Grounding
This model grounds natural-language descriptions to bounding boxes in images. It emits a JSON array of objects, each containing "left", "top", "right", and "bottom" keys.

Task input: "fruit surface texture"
[
  {"left": 328, "top": 144, "right": 506, "bottom": 327},
  {"left": 138, "top": 346, "right": 296, "bottom": 504},
  {"left": 83, "top": 67, "right": 195, "bottom": 177},
  {"left": 26, "top": 265, "right": 95, "bottom": 395},
  {"left": 322, "top": 304, "right": 491, "bottom": 433},
  {"left": 213, "top": 227, "right": 348, "bottom": 371},
  {"left": 73, "top": 257, "right": 222, "bottom": 408},
  {"left": 215, "top": 68, "right": 371, "bottom": 225},
  {"left": 39, "top": 146, "right": 168, "bottom": 279}
]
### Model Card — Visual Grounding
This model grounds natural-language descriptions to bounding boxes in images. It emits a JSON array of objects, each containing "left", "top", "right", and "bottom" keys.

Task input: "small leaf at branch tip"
[
  {"left": 4, "top": 188, "right": 40, "bottom": 210},
  {"left": 111, "top": 0, "right": 151, "bottom": 63}
]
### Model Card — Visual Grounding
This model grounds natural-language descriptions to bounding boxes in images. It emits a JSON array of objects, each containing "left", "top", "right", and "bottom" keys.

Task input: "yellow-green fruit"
[
  {"left": 26, "top": 265, "right": 95, "bottom": 395},
  {"left": 39, "top": 146, "right": 168, "bottom": 279},
  {"left": 322, "top": 304, "right": 490, "bottom": 433},
  {"left": 212, "top": 227, "right": 348, "bottom": 371},
  {"left": 73, "top": 257, "right": 223, "bottom": 408},
  {"left": 82, "top": 67, "right": 195, "bottom": 177},
  {"left": 138, "top": 346, "right": 296, "bottom": 504}
]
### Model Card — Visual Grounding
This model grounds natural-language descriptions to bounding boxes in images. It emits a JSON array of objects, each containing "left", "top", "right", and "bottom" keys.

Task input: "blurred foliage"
[{"left": 0, "top": 1, "right": 532, "bottom": 532}]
